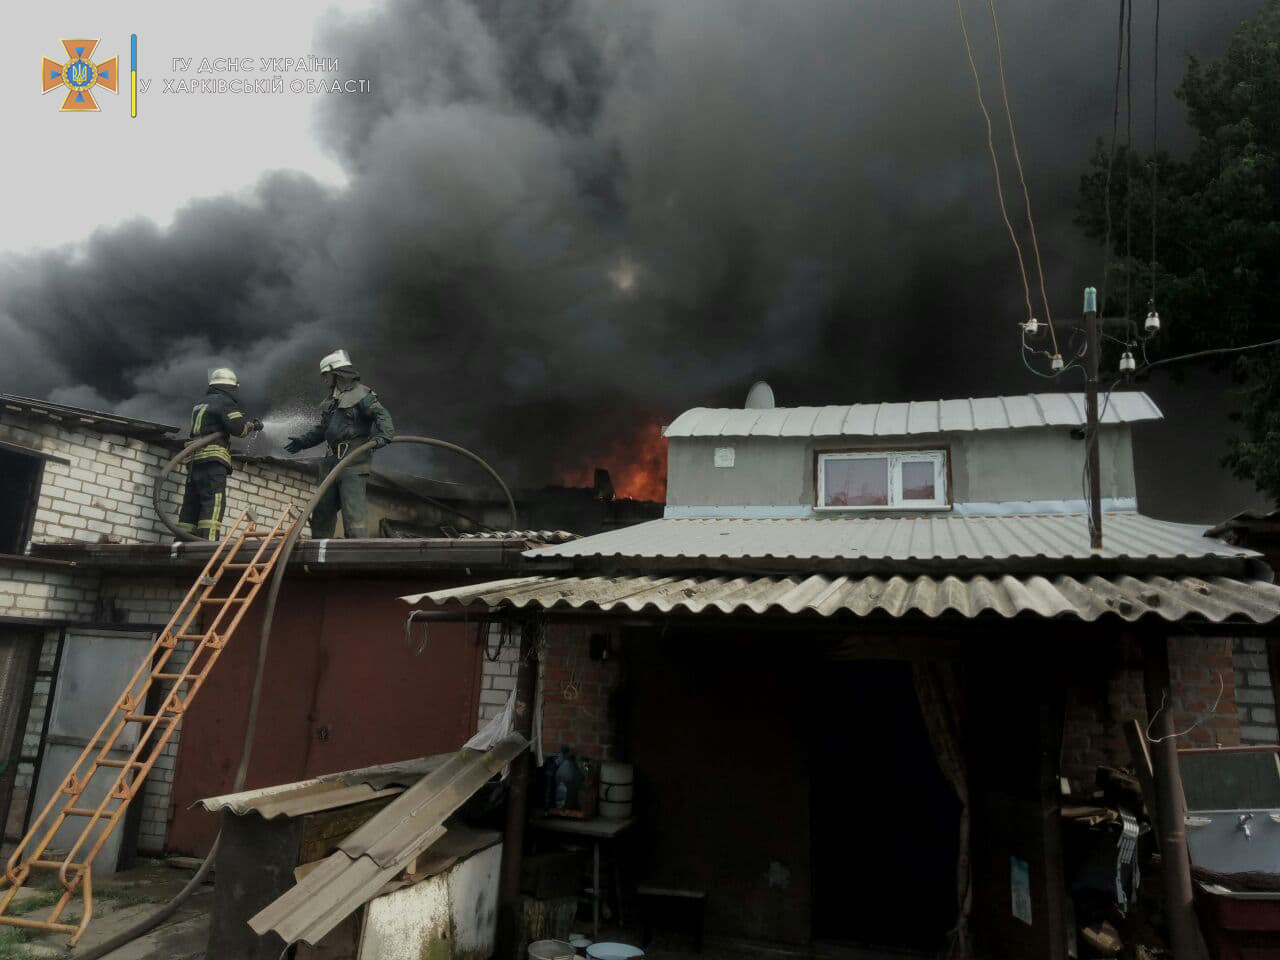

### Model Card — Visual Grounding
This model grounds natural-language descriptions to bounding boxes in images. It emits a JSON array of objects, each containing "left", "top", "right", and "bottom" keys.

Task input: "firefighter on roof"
[
  {"left": 178, "top": 368, "right": 263, "bottom": 540},
  {"left": 284, "top": 350, "right": 394, "bottom": 538}
]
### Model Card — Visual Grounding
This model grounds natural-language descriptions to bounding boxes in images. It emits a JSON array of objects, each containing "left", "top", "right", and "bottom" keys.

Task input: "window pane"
[
  {"left": 824, "top": 458, "right": 888, "bottom": 506},
  {"left": 901, "top": 460, "right": 936, "bottom": 501}
]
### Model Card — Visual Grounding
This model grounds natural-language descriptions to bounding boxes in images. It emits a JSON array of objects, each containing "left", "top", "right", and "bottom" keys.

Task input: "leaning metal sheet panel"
[
  {"left": 199, "top": 754, "right": 453, "bottom": 819},
  {"left": 402, "top": 573, "right": 1280, "bottom": 624},
  {"left": 518, "top": 514, "right": 1253, "bottom": 563},
  {"left": 249, "top": 737, "right": 527, "bottom": 948},
  {"left": 662, "top": 392, "right": 1163, "bottom": 438}
]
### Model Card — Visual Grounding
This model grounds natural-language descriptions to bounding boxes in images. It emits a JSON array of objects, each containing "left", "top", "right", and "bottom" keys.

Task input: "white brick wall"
[
  {"left": 0, "top": 412, "right": 317, "bottom": 546},
  {"left": 0, "top": 562, "right": 99, "bottom": 622},
  {"left": 477, "top": 623, "right": 520, "bottom": 728},
  {"left": 1233, "top": 637, "right": 1278, "bottom": 744}
]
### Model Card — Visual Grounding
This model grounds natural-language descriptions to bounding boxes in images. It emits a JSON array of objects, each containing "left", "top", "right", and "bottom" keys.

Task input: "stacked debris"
[{"left": 1061, "top": 766, "right": 1166, "bottom": 959}]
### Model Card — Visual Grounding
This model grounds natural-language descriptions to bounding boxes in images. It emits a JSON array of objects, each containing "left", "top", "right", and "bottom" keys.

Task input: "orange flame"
[{"left": 559, "top": 420, "right": 667, "bottom": 502}]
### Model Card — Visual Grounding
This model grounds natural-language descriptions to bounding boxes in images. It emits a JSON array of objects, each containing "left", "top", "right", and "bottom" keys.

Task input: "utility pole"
[{"left": 1084, "top": 287, "right": 1103, "bottom": 550}]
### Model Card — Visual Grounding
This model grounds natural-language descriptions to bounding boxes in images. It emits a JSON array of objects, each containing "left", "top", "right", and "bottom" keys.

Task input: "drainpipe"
[
  {"left": 1141, "top": 633, "right": 1206, "bottom": 960},
  {"left": 497, "top": 616, "right": 538, "bottom": 959}
]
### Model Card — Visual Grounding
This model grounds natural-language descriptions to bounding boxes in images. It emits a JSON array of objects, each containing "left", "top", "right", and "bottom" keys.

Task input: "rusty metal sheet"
[
  {"left": 249, "top": 736, "right": 526, "bottom": 948},
  {"left": 402, "top": 573, "right": 1280, "bottom": 624}
]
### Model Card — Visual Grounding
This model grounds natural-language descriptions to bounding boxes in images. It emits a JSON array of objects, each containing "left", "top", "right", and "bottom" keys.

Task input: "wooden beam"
[
  {"left": 1123, "top": 718, "right": 1161, "bottom": 842},
  {"left": 1141, "top": 634, "right": 1208, "bottom": 960}
]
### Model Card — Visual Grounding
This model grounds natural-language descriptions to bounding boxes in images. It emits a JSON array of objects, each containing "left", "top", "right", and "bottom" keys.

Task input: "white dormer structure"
[{"left": 661, "top": 392, "right": 1162, "bottom": 518}]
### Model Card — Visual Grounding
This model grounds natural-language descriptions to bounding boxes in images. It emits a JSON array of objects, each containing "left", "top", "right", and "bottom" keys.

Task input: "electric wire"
[
  {"left": 1124, "top": 0, "right": 1136, "bottom": 340},
  {"left": 1099, "top": 0, "right": 1128, "bottom": 319},
  {"left": 954, "top": 0, "right": 1036, "bottom": 326},
  {"left": 985, "top": 0, "right": 1059, "bottom": 355},
  {"left": 1150, "top": 0, "right": 1161, "bottom": 309}
]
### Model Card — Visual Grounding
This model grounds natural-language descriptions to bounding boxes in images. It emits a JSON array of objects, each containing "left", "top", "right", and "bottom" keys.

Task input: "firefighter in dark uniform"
[
  {"left": 178, "top": 368, "right": 263, "bottom": 540},
  {"left": 284, "top": 350, "right": 394, "bottom": 538}
]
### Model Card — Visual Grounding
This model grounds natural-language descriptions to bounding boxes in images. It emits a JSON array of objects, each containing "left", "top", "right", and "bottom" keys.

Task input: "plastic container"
[
  {"left": 586, "top": 943, "right": 644, "bottom": 960},
  {"left": 529, "top": 939, "right": 577, "bottom": 960},
  {"left": 568, "top": 933, "right": 593, "bottom": 955},
  {"left": 600, "top": 762, "right": 633, "bottom": 816},
  {"left": 599, "top": 799, "right": 632, "bottom": 820}
]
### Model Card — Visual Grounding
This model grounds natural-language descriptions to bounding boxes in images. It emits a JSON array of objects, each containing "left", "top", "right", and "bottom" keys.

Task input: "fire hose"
[{"left": 79, "top": 435, "right": 516, "bottom": 959}]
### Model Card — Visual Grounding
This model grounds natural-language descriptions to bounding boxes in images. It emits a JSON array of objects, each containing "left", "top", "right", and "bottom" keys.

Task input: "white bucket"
[
  {"left": 586, "top": 943, "right": 644, "bottom": 960},
  {"left": 600, "top": 762, "right": 633, "bottom": 786},
  {"left": 599, "top": 799, "right": 633, "bottom": 820},
  {"left": 529, "top": 940, "right": 576, "bottom": 960},
  {"left": 600, "top": 782, "right": 633, "bottom": 803}
]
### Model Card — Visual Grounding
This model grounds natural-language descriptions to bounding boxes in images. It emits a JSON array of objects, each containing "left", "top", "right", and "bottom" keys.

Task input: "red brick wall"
[
  {"left": 1060, "top": 634, "right": 1241, "bottom": 783},
  {"left": 541, "top": 622, "right": 624, "bottom": 762}
]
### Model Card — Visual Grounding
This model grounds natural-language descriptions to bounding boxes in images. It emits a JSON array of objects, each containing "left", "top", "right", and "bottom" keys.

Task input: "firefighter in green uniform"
[
  {"left": 178, "top": 368, "right": 263, "bottom": 540},
  {"left": 284, "top": 350, "right": 394, "bottom": 538}
]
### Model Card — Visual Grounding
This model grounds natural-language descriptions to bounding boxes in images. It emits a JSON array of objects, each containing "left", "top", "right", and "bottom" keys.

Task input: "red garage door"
[{"left": 166, "top": 576, "right": 483, "bottom": 855}]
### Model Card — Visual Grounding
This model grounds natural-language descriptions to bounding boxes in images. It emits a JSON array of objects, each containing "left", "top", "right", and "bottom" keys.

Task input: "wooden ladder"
[{"left": 0, "top": 505, "right": 301, "bottom": 945}]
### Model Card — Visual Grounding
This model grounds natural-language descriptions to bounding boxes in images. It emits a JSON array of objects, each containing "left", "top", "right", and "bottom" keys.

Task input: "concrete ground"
[{"left": 0, "top": 861, "right": 211, "bottom": 960}]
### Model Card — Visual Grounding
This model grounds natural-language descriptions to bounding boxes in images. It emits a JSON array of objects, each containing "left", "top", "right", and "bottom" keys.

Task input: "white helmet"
[
  {"left": 208, "top": 367, "right": 239, "bottom": 387},
  {"left": 319, "top": 349, "right": 354, "bottom": 374}
]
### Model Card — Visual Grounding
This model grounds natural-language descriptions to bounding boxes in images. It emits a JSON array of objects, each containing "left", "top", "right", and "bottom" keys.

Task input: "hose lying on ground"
[{"left": 80, "top": 436, "right": 516, "bottom": 958}]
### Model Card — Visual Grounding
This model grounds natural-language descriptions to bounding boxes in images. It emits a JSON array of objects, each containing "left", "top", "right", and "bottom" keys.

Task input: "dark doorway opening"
[
  {"left": 0, "top": 448, "right": 44, "bottom": 554},
  {"left": 0, "top": 628, "right": 41, "bottom": 841},
  {"left": 811, "top": 659, "right": 960, "bottom": 953}
]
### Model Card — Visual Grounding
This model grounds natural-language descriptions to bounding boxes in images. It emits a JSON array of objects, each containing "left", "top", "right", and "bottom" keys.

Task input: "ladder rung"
[
  {"left": 123, "top": 713, "right": 157, "bottom": 723},
  {"left": 152, "top": 672, "right": 196, "bottom": 683},
  {"left": 222, "top": 562, "right": 265, "bottom": 570},
  {"left": 199, "top": 596, "right": 247, "bottom": 605},
  {"left": 98, "top": 758, "right": 143, "bottom": 769},
  {"left": 0, "top": 915, "right": 79, "bottom": 934},
  {"left": 28, "top": 859, "right": 85, "bottom": 871},
  {"left": 62, "top": 806, "right": 113, "bottom": 818},
  {"left": 173, "top": 634, "right": 208, "bottom": 643}
]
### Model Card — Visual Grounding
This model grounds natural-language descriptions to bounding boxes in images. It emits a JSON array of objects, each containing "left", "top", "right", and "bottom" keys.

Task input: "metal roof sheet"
[
  {"left": 663, "top": 392, "right": 1163, "bottom": 438},
  {"left": 402, "top": 573, "right": 1280, "bottom": 624},
  {"left": 199, "top": 755, "right": 452, "bottom": 819},
  {"left": 250, "top": 736, "right": 527, "bottom": 948},
  {"left": 517, "top": 515, "right": 1253, "bottom": 565},
  {"left": 0, "top": 393, "right": 179, "bottom": 438}
]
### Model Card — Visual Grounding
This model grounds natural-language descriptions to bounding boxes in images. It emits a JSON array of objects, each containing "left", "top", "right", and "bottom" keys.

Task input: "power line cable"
[
  {"left": 1150, "top": 0, "right": 1161, "bottom": 308},
  {"left": 954, "top": 0, "right": 1036, "bottom": 326},
  {"left": 985, "top": 0, "right": 1060, "bottom": 355},
  {"left": 1100, "top": 0, "right": 1128, "bottom": 319},
  {"left": 1124, "top": 0, "right": 1136, "bottom": 340}
]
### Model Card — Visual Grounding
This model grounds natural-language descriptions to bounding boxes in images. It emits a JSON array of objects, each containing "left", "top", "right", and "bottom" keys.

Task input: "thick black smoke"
[{"left": 0, "top": 0, "right": 1269, "bottom": 517}]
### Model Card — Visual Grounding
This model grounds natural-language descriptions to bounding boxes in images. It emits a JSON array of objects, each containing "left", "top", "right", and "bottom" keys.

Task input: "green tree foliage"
[{"left": 1076, "top": 1, "right": 1280, "bottom": 501}]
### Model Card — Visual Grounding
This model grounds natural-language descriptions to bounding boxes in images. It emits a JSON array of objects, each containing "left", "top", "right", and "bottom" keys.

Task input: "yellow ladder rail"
[{"left": 0, "top": 505, "right": 301, "bottom": 945}]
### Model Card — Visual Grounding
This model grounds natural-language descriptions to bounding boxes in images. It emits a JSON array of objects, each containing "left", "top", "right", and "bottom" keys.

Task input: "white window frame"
[{"left": 816, "top": 449, "right": 949, "bottom": 512}]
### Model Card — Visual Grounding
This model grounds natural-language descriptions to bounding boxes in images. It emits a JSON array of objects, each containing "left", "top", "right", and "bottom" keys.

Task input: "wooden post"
[
  {"left": 497, "top": 617, "right": 539, "bottom": 960},
  {"left": 1141, "top": 634, "right": 1205, "bottom": 960}
]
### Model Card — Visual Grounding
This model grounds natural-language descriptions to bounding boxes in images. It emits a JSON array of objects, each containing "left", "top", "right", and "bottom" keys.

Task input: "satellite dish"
[{"left": 745, "top": 381, "right": 775, "bottom": 409}]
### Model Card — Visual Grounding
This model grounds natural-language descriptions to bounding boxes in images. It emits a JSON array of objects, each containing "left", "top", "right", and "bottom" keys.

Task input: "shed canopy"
[
  {"left": 402, "top": 572, "right": 1280, "bottom": 624},
  {"left": 519, "top": 514, "right": 1258, "bottom": 574}
]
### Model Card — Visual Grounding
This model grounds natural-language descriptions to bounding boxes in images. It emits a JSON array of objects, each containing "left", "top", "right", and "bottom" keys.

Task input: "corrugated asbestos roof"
[
  {"left": 250, "top": 736, "right": 527, "bottom": 948},
  {"left": 199, "top": 755, "right": 452, "bottom": 820},
  {"left": 521, "top": 515, "right": 1253, "bottom": 565},
  {"left": 663, "top": 391, "right": 1162, "bottom": 438},
  {"left": 403, "top": 573, "right": 1280, "bottom": 624}
]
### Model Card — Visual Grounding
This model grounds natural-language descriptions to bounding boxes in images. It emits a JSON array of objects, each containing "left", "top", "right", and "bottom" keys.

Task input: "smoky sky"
[{"left": 0, "top": 0, "right": 1270, "bottom": 517}]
